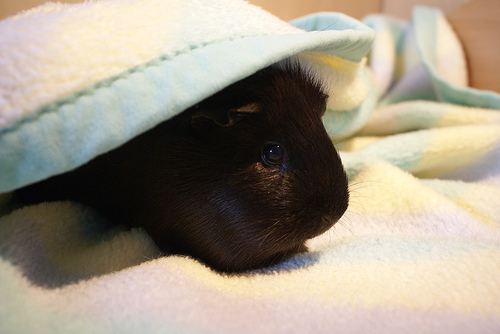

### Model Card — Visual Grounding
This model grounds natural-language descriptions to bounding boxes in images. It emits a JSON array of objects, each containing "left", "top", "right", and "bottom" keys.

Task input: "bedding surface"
[{"left": 0, "top": 1, "right": 499, "bottom": 333}]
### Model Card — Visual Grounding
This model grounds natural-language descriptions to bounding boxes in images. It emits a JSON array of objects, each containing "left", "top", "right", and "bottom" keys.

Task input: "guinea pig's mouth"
[
  {"left": 207, "top": 220, "right": 343, "bottom": 273},
  {"left": 308, "top": 215, "right": 340, "bottom": 239},
  {"left": 172, "top": 207, "right": 347, "bottom": 274},
  {"left": 205, "top": 241, "right": 309, "bottom": 274}
]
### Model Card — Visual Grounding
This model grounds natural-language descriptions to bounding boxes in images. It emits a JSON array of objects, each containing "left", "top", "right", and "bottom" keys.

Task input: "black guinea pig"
[{"left": 16, "top": 61, "right": 349, "bottom": 273}]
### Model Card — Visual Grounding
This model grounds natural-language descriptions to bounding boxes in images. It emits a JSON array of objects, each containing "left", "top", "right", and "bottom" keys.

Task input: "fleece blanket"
[{"left": 1, "top": 1, "right": 499, "bottom": 333}]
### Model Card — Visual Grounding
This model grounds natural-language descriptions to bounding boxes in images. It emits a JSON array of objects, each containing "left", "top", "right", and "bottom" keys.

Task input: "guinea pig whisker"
[
  {"left": 348, "top": 193, "right": 376, "bottom": 208},
  {"left": 328, "top": 225, "right": 343, "bottom": 242},
  {"left": 344, "top": 203, "right": 370, "bottom": 222},
  {"left": 257, "top": 218, "right": 285, "bottom": 244},
  {"left": 337, "top": 216, "right": 356, "bottom": 237},
  {"left": 348, "top": 180, "right": 394, "bottom": 191}
]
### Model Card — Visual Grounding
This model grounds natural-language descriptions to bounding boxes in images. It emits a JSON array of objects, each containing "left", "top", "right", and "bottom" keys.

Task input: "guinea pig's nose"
[{"left": 314, "top": 215, "right": 338, "bottom": 236}]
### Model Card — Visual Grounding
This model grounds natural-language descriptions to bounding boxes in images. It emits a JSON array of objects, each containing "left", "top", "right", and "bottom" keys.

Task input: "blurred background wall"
[
  {"left": 3, "top": 0, "right": 499, "bottom": 92},
  {"left": 0, "top": 0, "right": 470, "bottom": 21},
  {"left": 249, "top": 0, "right": 470, "bottom": 20}
]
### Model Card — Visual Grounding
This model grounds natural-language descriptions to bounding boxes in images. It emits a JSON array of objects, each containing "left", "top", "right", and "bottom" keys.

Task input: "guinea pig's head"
[{"left": 148, "top": 63, "right": 348, "bottom": 272}]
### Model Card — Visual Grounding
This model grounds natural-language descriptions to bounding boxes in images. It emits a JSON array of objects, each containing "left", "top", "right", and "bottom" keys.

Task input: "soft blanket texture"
[{"left": 1, "top": 1, "right": 500, "bottom": 333}]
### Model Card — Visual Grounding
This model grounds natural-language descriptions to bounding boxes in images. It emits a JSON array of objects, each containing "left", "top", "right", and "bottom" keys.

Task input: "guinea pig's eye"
[{"left": 262, "top": 143, "right": 285, "bottom": 166}]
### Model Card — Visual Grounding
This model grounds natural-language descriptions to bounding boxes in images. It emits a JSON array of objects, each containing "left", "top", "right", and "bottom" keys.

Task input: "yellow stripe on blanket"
[
  {"left": 301, "top": 52, "right": 362, "bottom": 73},
  {"left": 437, "top": 105, "right": 500, "bottom": 128},
  {"left": 347, "top": 162, "right": 450, "bottom": 214},
  {"left": 345, "top": 156, "right": 499, "bottom": 227},
  {"left": 424, "top": 179, "right": 500, "bottom": 228},
  {"left": 414, "top": 125, "right": 500, "bottom": 178},
  {"left": 455, "top": 184, "right": 500, "bottom": 228},
  {"left": 299, "top": 52, "right": 370, "bottom": 111}
]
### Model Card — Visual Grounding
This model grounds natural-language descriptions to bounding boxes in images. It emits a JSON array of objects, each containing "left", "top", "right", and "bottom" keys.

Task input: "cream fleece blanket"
[{"left": 1, "top": 1, "right": 500, "bottom": 333}]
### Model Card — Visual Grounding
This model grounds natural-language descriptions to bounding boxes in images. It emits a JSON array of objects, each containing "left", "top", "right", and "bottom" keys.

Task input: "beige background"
[
  {"left": 1, "top": 0, "right": 498, "bottom": 92},
  {"left": 0, "top": 0, "right": 470, "bottom": 20}
]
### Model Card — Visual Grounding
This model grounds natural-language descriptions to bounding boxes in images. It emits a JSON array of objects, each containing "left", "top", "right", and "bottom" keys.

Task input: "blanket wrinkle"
[{"left": 0, "top": 1, "right": 500, "bottom": 333}]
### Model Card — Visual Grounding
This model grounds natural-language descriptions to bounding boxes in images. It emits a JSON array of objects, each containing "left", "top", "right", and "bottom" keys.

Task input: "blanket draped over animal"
[{"left": 0, "top": 1, "right": 499, "bottom": 333}]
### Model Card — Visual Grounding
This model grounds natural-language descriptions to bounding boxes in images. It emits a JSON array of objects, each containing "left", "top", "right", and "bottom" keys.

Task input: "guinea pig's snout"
[
  {"left": 316, "top": 215, "right": 339, "bottom": 236},
  {"left": 309, "top": 192, "right": 349, "bottom": 238},
  {"left": 322, "top": 215, "right": 336, "bottom": 229}
]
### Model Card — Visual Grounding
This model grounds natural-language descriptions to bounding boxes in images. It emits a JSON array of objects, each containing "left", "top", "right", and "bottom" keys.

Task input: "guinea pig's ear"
[
  {"left": 191, "top": 102, "right": 260, "bottom": 128},
  {"left": 227, "top": 102, "right": 260, "bottom": 125}
]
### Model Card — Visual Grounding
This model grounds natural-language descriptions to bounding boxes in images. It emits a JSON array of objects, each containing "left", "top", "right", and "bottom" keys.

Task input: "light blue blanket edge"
[
  {"left": 412, "top": 7, "right": 500, "bottom": 109},
  {"left": 0, "top": 13, "right": 374, "bottom": 193}
]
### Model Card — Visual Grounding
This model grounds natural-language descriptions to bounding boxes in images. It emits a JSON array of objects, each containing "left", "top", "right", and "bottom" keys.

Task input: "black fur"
[{"left": 16, "top": 62, "right": 349, "bottom": 272}]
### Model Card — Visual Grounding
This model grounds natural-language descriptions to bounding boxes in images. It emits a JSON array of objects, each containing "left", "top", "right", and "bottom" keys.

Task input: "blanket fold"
[
  {"left": 1, "top": 1, "right": 499, "bottom": 333},
  {"left": 0, "top": 0, "right": 374, "bottom": 193}
]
